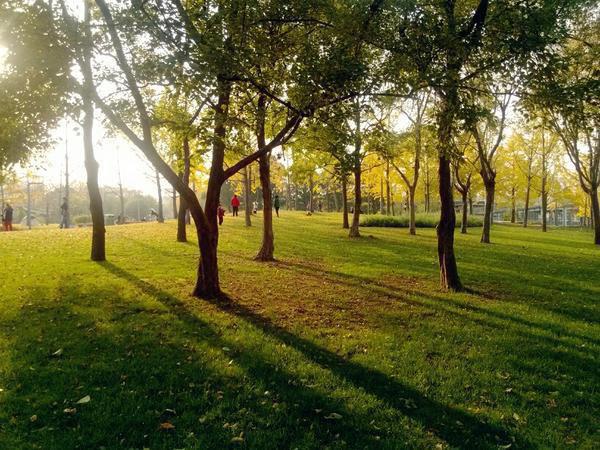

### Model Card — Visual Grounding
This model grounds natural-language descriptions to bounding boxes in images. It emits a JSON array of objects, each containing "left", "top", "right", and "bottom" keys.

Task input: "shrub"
[
  {"left": 73, "top": 214, "right": 92, "bottom": 225},
  {"left": 360, "top": 213, "right": 483, "bottom": 228}
]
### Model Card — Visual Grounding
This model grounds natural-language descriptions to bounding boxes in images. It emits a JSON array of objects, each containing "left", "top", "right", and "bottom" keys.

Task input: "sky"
[{"left": 24, "top": 117, "right": 162, "bottom": 198}]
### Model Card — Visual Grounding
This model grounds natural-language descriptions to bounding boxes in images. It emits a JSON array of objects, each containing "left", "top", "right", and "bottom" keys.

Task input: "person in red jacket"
[{"left": 231, "top": 194, "right": 240, "bottom": 216}]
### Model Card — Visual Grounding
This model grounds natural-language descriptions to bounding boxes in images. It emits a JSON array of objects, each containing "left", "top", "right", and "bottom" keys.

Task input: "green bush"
[
  {"left": 73, "top": 214, "right": 92, "bottom": 225},
  {"left": 360, "top": 213, "right": 483, "bottom": 228}
]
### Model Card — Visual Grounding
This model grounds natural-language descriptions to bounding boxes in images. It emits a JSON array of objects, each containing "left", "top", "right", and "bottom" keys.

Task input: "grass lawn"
[{"left": 0, "top": 212, "right": 598, "bottom": 449}]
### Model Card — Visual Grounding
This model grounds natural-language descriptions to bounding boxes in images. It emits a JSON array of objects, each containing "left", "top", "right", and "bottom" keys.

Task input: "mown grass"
[
  {"left": 0, "top": 212, "right": 598, "bottom": 449},
  {"left": 360, "top": 213, "right": 483, "bottom": 228}
]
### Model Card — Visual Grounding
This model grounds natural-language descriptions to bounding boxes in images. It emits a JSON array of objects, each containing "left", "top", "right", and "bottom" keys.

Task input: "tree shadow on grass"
[
  {"left": 3, "top": 283, "right": 402, "bottom": 449},
  {"left": 274, "top": 260, "right": 600, "bottom": 349},
  {"left": 99, "top": 261, "right": 526, "bottom": 449}
]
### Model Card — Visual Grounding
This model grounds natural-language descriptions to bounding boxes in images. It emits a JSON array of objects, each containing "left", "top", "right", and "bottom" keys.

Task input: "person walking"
[
  {"left": 2, "top": 203, "right": 13, "bottom": 231},
  {"left": 217, "top": 203, "right": 226, "bottom": 226},
  {"left": 231, "top": 194, "right": 240, "bottom": 217},
  {"left": 60, "top": 197, "right": 69, "bottom": 229},
  {"left": 252, "top": 200, "right": 258, "bottom": 215},
  {"left": 274, "top": 194, "right": 280, "bottom": 217}
]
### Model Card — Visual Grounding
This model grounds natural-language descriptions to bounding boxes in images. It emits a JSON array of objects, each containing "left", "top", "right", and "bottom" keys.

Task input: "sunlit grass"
[{"left": 0, "top": 212, "right": 598, "bottom": 449}]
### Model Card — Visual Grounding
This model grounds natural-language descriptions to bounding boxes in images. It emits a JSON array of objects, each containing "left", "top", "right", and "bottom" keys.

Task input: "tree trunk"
[
  {"left": 524, "top": 179, "right": 531, "bottom": 227},
  {"left": 308, "top": 173, "right": 314, "bottom": 212},
  {"left": 408, "top": 186, "right": 416, "bottom": 235},
  {"left": 255, "top": 94, "right": 275, "bottom": 261},
  {"left": 332, "top": 187, "right": 339, "bottom": 212},
  {"left": 156, "top": 170, "right": 164, "bottom": 223},
  {"left": 349, "top": 167, "right": 361, "bottom": 237},
  {"left": 81, "top": 1, "right": 105, "bottom": 261},
  {"left": 192, "top": 78, "right": 231, "bottom": 298},
  {"left": 460, "top": 189, "right": 469, "bottom": 234},
  {"left": 342, "top": 174, "right": 349, "bottom": 229},
  {"left": 177, "top": 135, "right": 191, "bottom": 242},
  {"left": 380, "top": 176, "right": 385, "bottom": 214},
  {"left": 541, "top": 177, "right": 548, "bottom": 233},
  {"left": 244, "top": 165, "right": 252, "bottom": 226},
  {"left": 386, "top": 160, "right": 391, "bottom": 215},
  {"left": 591, "top": 189, "right": 600, "bottom": 245},
  {"left": 172, "top": 190, "right": 177, "bottom": 219},
  {"left": 481, "top": 178, "right": 495, "bottom": 243},
  {"left": 436, "top": 87, "right": 462, "bottom": 291},
  {"left": 437, "top": 154, "right": 461, "bottom": 290},
  {"left": 510, "top": 186, "right": 516, "bottom": 223}
]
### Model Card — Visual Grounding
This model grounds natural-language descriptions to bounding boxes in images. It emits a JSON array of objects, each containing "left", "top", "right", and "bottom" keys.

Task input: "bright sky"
[{"left": 27, "top": 118, "right": 162, "bottom": 198}]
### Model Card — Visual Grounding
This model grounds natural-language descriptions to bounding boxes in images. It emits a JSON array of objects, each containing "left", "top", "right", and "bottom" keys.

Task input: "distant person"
[
  {"left": 231, "top": 194, "right": 240, "bottom": 216},
  {"left": 252, "top": 201, "right": 258, "bottom": 215},
  {"left": 217, "top": 203, "right": 226, "bottom": 226},
  {"left": 273, "top": 194, "right": 280, "bottom": 217},
  {"left": 318, "top": 200, "right": 323, "bottom": 212},
  {"left": 2, "top": 203, "right": 13, "bottom": 231},
  {"left": 59, "top": 197, "right": 69, "bottom": 229}
]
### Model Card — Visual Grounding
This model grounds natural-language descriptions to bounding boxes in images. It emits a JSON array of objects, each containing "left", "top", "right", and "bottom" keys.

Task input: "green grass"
[
  {"left": 360, "top": 213, "right": 483, "bottom": 228},
  {"left": 0, "top": 212, "right": 598, "bottom": 449}
]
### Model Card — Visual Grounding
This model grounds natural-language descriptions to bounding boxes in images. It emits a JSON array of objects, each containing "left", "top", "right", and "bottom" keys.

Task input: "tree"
[
  {"left": 390, "top": 91, "right": 431, "bottom": 235},
  {"left": 469, "top": 85, "right": 513, "bottom": 243},
  {"left": 453, "top": 133, "right": 478, "bottom": 234},
  {"left": 524, "top": 8, "right": 599, "bottom": 243}
]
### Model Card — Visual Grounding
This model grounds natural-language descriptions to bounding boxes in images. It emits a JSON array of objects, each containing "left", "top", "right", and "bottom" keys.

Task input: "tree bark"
[
  {"left": 541, "top": 180, "right": 548, "bottom": 232},
  {"left": 341, "top": 174, "right": 349, "bottom": 229},
  {"left": 524, "top": 178, "right": 531, "bottom": 227},
  {"left": 380, "top": 176, "right": 385, "bottom": 214},
  {"left": 461, "top": 189, "right": 468, "bottom": 234},
  {"left": 177, "top": 135, "right": 191, "bottom": 242},
  {"left": 244, "top": 165, "right": 252, "bottom": 226},
  {"left": 591, "top": 189, "right": 600, "bottom": 245},
  {"left": 349, "top": 167, "right": 361, "bottom": 237},
  {"left": 510, "top": 186, "right": 516, "bottom": 223},
  {"left": 82, "top": 0, "right": 105, "bottom": 261},
  {"left": 255, "top": 94, "right": 275, "bottom": 261},
  {"left": 481, "top": 178, "right": 495, "bottom": 243},
  {"left": 386, "top": 160, "right": 391, "bottom": 215},
  {"left": 408, "top": 186, "right": 416, "bottom": 235}
]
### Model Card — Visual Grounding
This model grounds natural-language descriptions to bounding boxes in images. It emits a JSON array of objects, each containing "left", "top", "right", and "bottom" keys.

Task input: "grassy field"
[{"left": 0, "top": 212, "right": 598, "bottom": 449}]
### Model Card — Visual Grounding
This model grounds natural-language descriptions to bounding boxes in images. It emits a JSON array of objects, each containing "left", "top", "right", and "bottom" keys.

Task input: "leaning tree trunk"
[
  {"left": 81, "top": 1, "right": 105, "bottom": 261},
  {"left": 461, "top": 189, "right": 468, "bottom": 234},
  {"left": 244, "top": 165, "right": 252, "bottom": 226},
  {"left": 349, "top": 167, "right": 361, "bottom": 237},
  {"left": 408, "top": 185, "right": 417, "bottom": 235},
  {"left": 177, "top": 135, "right": 191, "bottom": 242},
  {"left": 523, "top": 179, "right": 531, "bottom": 228},
  {"left": 341, "top": 174, "right": 349, "bottom": 229},
  {"left": 255, "top": 94, "right": 275, "bottom": 261},
  {"left": 481, "top": 177, "right": 495, "bottom": 244},
  {"left": 591, "top": 188, "right": 600, "bottom": 245}
]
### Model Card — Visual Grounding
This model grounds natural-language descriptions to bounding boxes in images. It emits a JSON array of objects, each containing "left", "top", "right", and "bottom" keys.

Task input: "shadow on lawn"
[
  {"left": 100, "top": 261, "right": 525, "bottom": 449},
  {"left": 274, "top": 260, "right": 600, "bottom": 349},
  {"left": 5, "top": 284, "right": 392, "bottom": 448}
]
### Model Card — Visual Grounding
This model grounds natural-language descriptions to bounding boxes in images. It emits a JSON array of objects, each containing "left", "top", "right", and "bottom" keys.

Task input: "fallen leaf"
[
  {"left": 159, "top": 421, "right": 175, "bottom": 430},
  {"left": 324, "top": 413, "right": 343, "bottom": 420},
  {"left": 30, "top": 415, "right": 38, "bottom": 422},
  {"left": 52, "top": 348, "right": 63, "bottom": 357},
  {"left": 76, "top": 395, "right": 91, "bottom": 404},
  {"left": 63, "top": 408, "right": 77, "bottom": 415}
]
